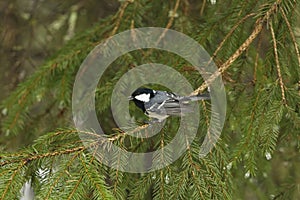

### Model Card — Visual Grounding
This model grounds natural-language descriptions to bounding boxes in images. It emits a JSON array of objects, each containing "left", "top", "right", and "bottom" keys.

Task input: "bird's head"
[
  {"left": 128, "top": 88, "right": 156, "bottom": 112},
  {"left": 129, "top": 88, "right": 156, "bottom": 102}
]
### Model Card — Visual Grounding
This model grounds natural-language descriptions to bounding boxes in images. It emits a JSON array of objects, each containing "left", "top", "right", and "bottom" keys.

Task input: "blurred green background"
[{"left": 0, "top": 0, "right": 118, "bottom": 149}]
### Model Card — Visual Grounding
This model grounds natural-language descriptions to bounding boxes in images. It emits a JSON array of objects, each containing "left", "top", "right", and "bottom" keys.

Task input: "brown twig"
[
  {"left": 45, "top": 151, "right": 83, "bottom": 199},
  {"left": 190, "top": 12, "right": 256, "bottom": 94},
  {"left": 191, "top": 0, "right": 282, "bottom": 95},
  {"left": 141, "top": 0, "right": 181, "bottom": 59},
  {"left": 0, "top": 146, "right": 86, "bottom": 167},
  {"left": 108, "top": 124, "right": 149, "bottom": 141},
  {"left": 155, "top": 0, "right": 181, "bottom": 46},
  {"left": 1, "top": 161, "right": 26, "bottom": 199},
  {"left": 212, "top": 13, "right": 256, "bottom": 60},
  {"left": 110, "top": 0, "right": 133, "bottom": 36},
  {"left": 279, "top": 7, "right": 300, "bottom": 69},
  {"left": 270, "top": 22, "right": 287, "bottom": 105},
  {"left": 199, "top": 0, "right": 206, "bottom": 16},
  {"left": 254, "top": 32, "right": 263, "bottom": 84}
]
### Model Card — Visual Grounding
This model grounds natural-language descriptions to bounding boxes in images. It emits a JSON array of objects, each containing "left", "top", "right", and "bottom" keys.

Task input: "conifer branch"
[
  {"left": 67, "top": 175, "right": 84, "bottom": 200},
  {"left": 142, "top": 0, "right": 181, "bottom": 58},
  {"left": 191, "top": 0, "right": 282, "bottom": 95},
  {"left": 44, "top": 151, "right": 82, "bottom": 199},
  {"left": 254, "top": 32, "right": 263, "bottom": 84},
  {"left": 212, "top": 13, "right": 256, "bottom": 60},
  {"left": 108, "top": 124, "right": 149, "bottom": 141},
  {"left": 156, "top": 0, "right": 181, "bottom": 45},
  {"left": 191, "top": 170, "right": 205, "bottom": 198},
  {"left": 172, "top": 171, "right": 187, "bottom": 198},
  {"left": 4, "top": 43, "right": 92, "bottom": 134},
  {"left": 79, "top": 155, "right": 108, "bottom": 199},
  {"left": 159, "top": 170, "right": 166, "bottom": 199},
  {"left": 0, "top": 146, "right": 86, "bottom": 167},
  {"left": 279, "top": 7, "right": 300, "bottom": 70},
  {"left": 201, "top": 100, "right": 213, "bottom": 146},
  {"left": 185, "top": 136, "right": 201, "bottom": 171},
  {"left": 1, "top": 161, "right": 26, "bottom": 199},
  {"left": 188, "top": 13, "right": 256, "bottom": 93},
  {"left": 232, "top": 89, "right": 263, "bottom": 161},
  {"left": 270, "top": 21, "right": 287, "bottom": 105},
  {"left": 111, "top": 0, "right": 133, "bottom": 36},
  {"left": 7, "top": 63, "right": 57, "bottom": 131}
]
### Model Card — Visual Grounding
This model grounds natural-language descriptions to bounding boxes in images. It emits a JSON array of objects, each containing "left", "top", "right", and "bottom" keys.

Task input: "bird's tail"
[{"left": 183, "top": 93, "right": 211, "bottom": 102}]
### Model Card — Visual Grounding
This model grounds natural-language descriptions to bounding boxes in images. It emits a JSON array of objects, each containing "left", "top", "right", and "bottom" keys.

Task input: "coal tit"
[{"left": 129, "top": 88, "right": 210, "bottom": 122}]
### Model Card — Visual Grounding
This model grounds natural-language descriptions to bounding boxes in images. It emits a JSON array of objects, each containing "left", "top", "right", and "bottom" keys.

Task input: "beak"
[{"left": 128, "top": 96, "right": 133, "bottom": 100}]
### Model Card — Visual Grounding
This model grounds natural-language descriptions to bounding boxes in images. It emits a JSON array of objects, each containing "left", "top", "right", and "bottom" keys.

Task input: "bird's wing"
[{"left": 145, "top": 92, "right": 193, "bottom": 116}]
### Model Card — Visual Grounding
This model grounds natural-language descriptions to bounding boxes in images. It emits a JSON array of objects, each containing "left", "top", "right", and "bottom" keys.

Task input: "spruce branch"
[
  {"left": 270, "top": 21, "right": 287, "bottom": 105},
  {"left": 231, "top": 89, "right": 264, "bottom": 162},
  {"left": 185, "top": 136, "right": 201, "bottom": 171},
  {"left": 67, "top": 175, "right": 84, "bottom": 200},
  {"left": 44, "top": 151, "right": 82, "bottom": 199},
  {"left": 1, "top": 161, "right": 26, "bottom": 200},
  {"left": 109, "top": 124, "right": 149, "bottom": 141},
  {"left": 191, "top": 0, "right": 282, "bottom": 95},
  {"left": 3, "top": 46, "right": 79, "bottom": 134},
  {"left": 211, "top": 13, "right": 256, "bottom": 60},
  {"left": 201, "top": 100, "right": 211, "bottom": 143},
  {"left": 110, "top": 0, "right": 133, "bottom": 36},
  {"left": 279, "top": 6, "right": 300, "bottom": 70},
  {"left": 156, "top": 0, "right": 181, "bottom": 45},
  {"left": 171, "top": 171, "right": 188, "bottom": 199},
  {"left": 142, "top": 0, "right": 181, "bottom": 58},
  {"left": 254, "top": 32, "right": 263, "bottom": 84},
  {"left": 79, "top": 154, "right": 114, "bottom": 199},
  {"left": 1, "top": 1, "right": 136, "bottom": 135},
  {"left": 190, "top": 170, "right": 206, "bottom": 199},
  {"left": 0, "top": 146, "right": 85, "bottom": 167}
]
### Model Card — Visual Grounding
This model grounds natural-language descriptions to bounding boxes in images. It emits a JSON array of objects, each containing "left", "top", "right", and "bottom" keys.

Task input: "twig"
[
  {"left": 254, "top": 32, "right": 263, "bottom": 84},
  {"left": 110, "top": 0, "right": 133, "bottom": 36},
  {"left": 1, "top": 161, "right": 26, "bottom": 199},
  {"left": 141, "top": 0, "right": 181, "bottom": 59},
  {"left": 212, "top": 13, "right": 256, "bottom": 60},
  {"left": 155, "top": 0, "right": 181, "bottom": 46},
  {"left": 279, "top": 7, "right": 300, "bottom": 69},
  {"left": 45, "top": 151, "right": 82, "bottom": 199},
  {"left": 108, "top": 124, "right": 149, "bottom": 141},
  {"left": 191, "top": 0, "right": 282, "bottom": 95},
  {"left": 200, "top": 0, "right": 206, "bottom": 16},
  {"left": 191, "top": 12, "right": 255, "bottom": 92},
  {"left": 0, "top": 146, "right": 86, "bottom": 167},
  {"left": 270, "top": 21, "right": 287, "bottom": 105}
]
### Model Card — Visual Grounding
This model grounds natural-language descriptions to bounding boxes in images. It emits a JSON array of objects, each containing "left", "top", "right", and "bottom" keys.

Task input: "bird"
[{"left": 129, "top": 87, "right": 210, "bottom": 122}]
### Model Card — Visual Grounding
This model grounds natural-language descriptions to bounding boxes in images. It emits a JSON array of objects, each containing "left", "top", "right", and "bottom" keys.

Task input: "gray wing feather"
[{"left": 144, "top": 91, "right": 209, "bottom": 116}]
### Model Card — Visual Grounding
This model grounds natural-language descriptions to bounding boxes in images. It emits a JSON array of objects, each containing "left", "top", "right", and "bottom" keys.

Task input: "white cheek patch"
[{"left": 135, "top": 93, "right": 150, "bottom": 102}]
